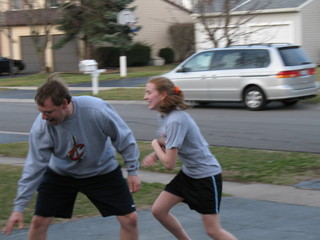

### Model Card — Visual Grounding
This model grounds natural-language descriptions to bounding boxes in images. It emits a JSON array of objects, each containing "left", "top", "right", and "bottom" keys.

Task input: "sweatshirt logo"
[{"left": 68, "top": 136, "right": 85, "bottom": 161}]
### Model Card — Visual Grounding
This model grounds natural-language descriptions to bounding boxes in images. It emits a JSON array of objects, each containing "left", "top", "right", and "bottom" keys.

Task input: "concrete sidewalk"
[{"left": 1, "top": 156, "right": 320, "bottom": 240}]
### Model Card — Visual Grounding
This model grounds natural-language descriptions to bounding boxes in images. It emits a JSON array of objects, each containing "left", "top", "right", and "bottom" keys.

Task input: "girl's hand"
[{"left": 142, "top": 152, "right": 158, "bottom": 167}]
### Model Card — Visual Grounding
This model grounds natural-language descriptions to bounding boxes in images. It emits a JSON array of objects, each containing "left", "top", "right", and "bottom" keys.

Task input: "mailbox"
[{"left": 79, "top": 60, "right": 97, "bottom": 73}]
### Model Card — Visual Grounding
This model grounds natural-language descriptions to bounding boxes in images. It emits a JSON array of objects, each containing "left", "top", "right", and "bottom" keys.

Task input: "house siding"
[
  {"left": 131, "top": 0, "right": 193, "bottom": 60},
  {"left": 300, "top": 0, "right": 320, "bottom": 64}
]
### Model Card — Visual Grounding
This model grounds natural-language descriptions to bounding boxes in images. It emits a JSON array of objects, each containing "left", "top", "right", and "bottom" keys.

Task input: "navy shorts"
[
  {"left": 165, "top": 171, "right": 222, "bottom": 214},
  {"left": 35, "top": 166, "right": 136, "bottom": 218}
]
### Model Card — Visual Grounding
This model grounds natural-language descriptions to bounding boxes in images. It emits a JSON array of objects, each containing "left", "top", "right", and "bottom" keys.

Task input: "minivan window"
[
  {"left": 182, "top": 51, "right": 213, "bottom": 72},
  {"left": 211, "top": 49, "right": 270, "bottom": 70},
  {"left": 278, "top": 47, "right": 312, "bottom": 66}
]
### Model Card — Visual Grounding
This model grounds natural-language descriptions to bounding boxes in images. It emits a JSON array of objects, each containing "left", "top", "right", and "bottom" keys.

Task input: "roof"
[
  {"left": 193, "top": 0, "right": 311, "bottom": 13},
  {"left": 3, "top": 8, "right": 60, "bottom": 27}
]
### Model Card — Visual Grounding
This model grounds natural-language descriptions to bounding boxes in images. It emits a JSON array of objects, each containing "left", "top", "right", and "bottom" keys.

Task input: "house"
[
  {"left": 192, "top": 0, "right": 320, "bottom": 64},
  {"left": 0, "top": 0, "right": 192, "bottom": 73},
  {"left": 130, "top": 0, "right": 193, "bottom": 62}
]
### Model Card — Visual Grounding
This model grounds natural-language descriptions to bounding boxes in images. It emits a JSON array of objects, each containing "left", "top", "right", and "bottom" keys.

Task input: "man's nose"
[{"left": 42, "top": 113, "right": 49, "bottom": 120}]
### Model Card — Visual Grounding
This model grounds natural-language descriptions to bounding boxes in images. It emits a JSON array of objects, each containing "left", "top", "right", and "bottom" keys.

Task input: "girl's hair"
[
  {"left": 34, "top": 73, "right": 72, "bottom": 106},
  {"left": 148, "top": 76, "right": 189, "bottom": 113}
]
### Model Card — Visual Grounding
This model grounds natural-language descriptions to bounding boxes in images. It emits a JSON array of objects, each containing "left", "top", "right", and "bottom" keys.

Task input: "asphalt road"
[
  {"left": 0, "top": 77, "right": 319, "bottom": 153},
  {"left": 1, "top": 100, "right": 319, "bottom": 153}
]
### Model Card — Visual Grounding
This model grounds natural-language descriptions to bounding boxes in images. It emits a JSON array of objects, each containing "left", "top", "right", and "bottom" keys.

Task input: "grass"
[
  {"left": 1, "top": 142, "right": 319, "bottom": 186},
  {"left": 0, "top": 64, "right": 177, "bottom": 87},
  {"left": 79, "top": 87, "right": 146, "bottom": 100}
]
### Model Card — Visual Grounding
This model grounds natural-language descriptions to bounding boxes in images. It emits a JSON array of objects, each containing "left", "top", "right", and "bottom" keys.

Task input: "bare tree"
[
  {"left": 169, "top": 23, "right": 195, "bottom": 61},
  {"left": 192, "top": 0, "right": 273, "bottom": 48}
]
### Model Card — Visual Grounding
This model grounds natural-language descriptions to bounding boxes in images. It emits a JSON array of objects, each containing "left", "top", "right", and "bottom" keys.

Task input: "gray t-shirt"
[{"left": 158, "top": 110, "right": 221, "bottom": 178}]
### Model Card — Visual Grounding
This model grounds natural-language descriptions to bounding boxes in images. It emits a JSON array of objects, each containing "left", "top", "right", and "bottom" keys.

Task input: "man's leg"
[
  {"left": 28, "top": 215, "right": 53, "bottom": 240},
  {"left": 116, "top": 211, "right": 138, "bottom": 240}
]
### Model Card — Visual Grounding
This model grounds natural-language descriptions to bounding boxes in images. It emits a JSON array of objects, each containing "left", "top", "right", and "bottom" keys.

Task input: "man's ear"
[{"left": 62, "top": 98, "right": 69, "bottom": 108}]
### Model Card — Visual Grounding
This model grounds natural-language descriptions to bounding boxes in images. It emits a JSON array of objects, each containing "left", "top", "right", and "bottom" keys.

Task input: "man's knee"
[
  {"left": 117, "top": 212, "right": 138, "bottom": 229},
  {"left": 30, "top": 215, "right": 52, "bottom": 230}
]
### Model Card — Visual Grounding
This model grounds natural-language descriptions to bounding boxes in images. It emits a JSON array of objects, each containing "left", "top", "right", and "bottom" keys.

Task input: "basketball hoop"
[
  {"left": 128, "top": 23, "right": 139, "bottom": 33},
  {"left": 117, "top": 9, "right": 136, "bottom": 26}
]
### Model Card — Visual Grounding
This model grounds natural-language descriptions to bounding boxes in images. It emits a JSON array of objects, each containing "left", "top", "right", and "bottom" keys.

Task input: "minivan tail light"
[
  {"left": 276, "top": 68, "right": 316, "bottom": 78},
  {"left": 308, "top": 68, "right": 317, "bottom": 75}
]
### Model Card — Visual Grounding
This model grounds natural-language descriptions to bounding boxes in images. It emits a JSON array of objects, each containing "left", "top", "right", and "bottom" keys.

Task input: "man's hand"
[
  {"left": 3, "top": 211, "right": 24, "bottom": 235},
  {"left": 127, "top": 175, "right": 141, "bottom": 193}
]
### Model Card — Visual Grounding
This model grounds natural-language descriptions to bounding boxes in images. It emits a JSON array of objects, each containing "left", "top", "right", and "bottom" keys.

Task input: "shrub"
[
  {"left": 93, "top": 47, "right": 120, "bottom": 68},
  {"left": 94, "top": 42, "right": 151, "bottom": 67},
  {"left": 127, "top": 42, "right": 151, "bottom": 66},
  {"left": 158, "top": 47, "right": 175, "bottom": 64}
]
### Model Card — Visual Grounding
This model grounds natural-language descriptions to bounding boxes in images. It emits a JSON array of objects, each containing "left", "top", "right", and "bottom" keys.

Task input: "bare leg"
[
  {"left": 152, "top": 191, "right": 191, "bottom": 240},
  {"left": 28, "top": 215, "right": 52, "bottom": 240},
  {"left": 202, "top": 214, "right": 238, "bottom": 240},
  {"left": 116, "top": 211, "right": 138, "bottom": 240}
]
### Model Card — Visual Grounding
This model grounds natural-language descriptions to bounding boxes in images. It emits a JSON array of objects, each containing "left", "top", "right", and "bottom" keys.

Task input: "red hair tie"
[{"left": 174, "top": 86, "right": 181, "bottom": 95}]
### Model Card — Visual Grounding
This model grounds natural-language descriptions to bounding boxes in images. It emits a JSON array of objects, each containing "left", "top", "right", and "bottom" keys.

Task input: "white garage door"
[{"left": 249, "top": 23, "right": 292, "bottom": 44}]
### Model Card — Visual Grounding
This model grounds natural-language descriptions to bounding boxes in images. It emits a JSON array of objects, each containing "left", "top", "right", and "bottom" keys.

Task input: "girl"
[{"left": 142, "top": 76, "right": 238, "bottom": 240}]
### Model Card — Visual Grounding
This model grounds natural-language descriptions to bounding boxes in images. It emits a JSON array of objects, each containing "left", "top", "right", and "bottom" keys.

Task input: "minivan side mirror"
[{"left": 176, "top": 66, "right": 190, "bottom": 73}]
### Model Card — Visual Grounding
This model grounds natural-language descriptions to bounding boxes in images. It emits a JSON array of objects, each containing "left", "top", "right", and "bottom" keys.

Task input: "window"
[
  {"left": 12, "top": 0, "right": 23, "bottom": 10},
  {"left": 182, "top": 51, "right": 213, "bottom": 72},
  {"left": 211, "top": 49, "right": 270, "bottom": 70},
  {"left": 49, "top": 0, "right": 59, "bottom": 7},
  {"left": 279, "top": 47, "right": 312, "bottom": 66}
]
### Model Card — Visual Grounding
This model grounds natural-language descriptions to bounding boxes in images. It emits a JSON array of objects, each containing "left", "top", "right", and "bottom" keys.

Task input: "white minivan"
[{"left": 163, "top": 44, "right": 319, "bottom": 110}]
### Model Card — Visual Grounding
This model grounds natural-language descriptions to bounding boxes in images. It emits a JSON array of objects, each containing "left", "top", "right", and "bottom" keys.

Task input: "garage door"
[
  {"left": 249, "top": 24, "right": 292, "bottom": 44},
  {"left": 20, "top": 36, "right": 43, "bottom": 73},
  {"left": 52, "top": 35, "right": 79, "bottom": 72}
]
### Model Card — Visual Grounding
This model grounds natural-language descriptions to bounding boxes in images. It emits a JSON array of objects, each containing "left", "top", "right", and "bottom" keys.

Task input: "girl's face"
[{"left": 144, "top": 82, "right": 166, "bottom": 111}]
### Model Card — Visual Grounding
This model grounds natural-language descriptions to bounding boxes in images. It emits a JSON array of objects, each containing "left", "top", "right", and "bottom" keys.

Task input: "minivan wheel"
[{"left": 244, "top": 87, "right": 267, "bottom": 111}]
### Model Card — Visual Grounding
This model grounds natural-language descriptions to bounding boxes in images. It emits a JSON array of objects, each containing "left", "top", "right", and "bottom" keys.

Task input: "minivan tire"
[{"left": 244, "top": 86, "right": 267, "bottom": 111}]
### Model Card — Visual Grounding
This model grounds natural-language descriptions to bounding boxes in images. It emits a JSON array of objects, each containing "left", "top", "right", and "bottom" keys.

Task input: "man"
[{"left": 3, "top": 74, "right": 141, "bottom": 240}]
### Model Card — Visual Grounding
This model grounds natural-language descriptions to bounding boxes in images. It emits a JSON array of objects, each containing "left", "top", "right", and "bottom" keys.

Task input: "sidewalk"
[{"left": 1, "top": 157, "right": 320, "bottom": 240}]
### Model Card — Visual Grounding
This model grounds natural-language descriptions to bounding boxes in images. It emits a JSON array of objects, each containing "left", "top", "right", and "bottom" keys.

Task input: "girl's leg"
[
  {"left": 152, "top": 191, "right": 191, "bottom": 240},
  {"left": 202, "top": 214, "right": 238, "bottom": 240}
]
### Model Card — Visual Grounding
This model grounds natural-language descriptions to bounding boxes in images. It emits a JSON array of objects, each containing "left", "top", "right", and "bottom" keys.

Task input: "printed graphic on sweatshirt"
[{"left": 68, "top": 136, "right": 85, "bottom": 161}]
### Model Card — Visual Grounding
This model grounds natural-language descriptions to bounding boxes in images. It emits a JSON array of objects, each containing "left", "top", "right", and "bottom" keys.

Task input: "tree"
[
  {"left": 169, "top": 23, "right": 195, "bottom": 61},
  {"left": 193, "top": 0, "right": 272, "bottom": 48},
  {"left": 54, "top": 0, "right": 137, "bottom": 59}
]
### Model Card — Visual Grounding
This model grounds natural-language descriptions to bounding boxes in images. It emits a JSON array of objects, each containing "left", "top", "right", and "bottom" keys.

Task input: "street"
[{"left": 1, "top": 100, "right": 319, "bottom": 153}]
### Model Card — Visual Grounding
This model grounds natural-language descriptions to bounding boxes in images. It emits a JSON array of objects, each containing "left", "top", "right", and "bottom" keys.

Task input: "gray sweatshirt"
[{"left": 14, "top": 96, "right": 139, "bottom": 212}]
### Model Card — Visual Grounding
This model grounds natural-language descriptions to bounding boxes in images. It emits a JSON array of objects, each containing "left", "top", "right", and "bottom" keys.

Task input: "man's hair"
[
  {"left": 148, "top": 76, "right": 189, "bottom": 113},
  {"left": 34, "top": 73, "right": 72, "bottom": 106}
]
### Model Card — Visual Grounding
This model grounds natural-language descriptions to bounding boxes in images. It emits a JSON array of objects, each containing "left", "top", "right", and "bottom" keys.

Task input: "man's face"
[{"left": 37, "top": 97, "right": 69, "bottom": 126}]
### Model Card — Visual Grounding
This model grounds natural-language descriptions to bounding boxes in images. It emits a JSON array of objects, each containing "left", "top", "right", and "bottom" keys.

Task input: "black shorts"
[
  {"left": 165, "top": 171, "right": 222, "bottom": 214},
  {"left": 35, "top": 166, "right": 136, "bottom": 218}
]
